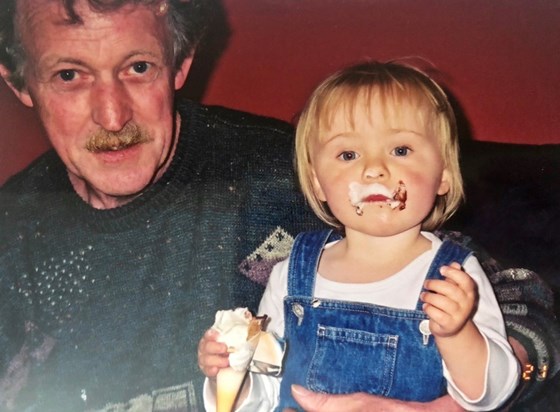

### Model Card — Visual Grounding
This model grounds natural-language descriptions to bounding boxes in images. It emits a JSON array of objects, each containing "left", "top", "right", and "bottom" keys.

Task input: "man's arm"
[
  {"left": 288, "top": 385, "right": 465, "bottom": 412},
  {"left": 288, "top": 335, "right": 531, "bottom": 412}
]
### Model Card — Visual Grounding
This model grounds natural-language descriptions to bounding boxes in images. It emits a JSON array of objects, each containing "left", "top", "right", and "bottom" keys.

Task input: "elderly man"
[{"left": 0, "top": 0, "right": 557, "bottom": 410}]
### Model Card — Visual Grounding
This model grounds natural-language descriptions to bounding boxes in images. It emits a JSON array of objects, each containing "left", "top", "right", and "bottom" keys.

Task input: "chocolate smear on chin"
[{"left": 394, "top": 180, "right": 407, "bottom": 210}]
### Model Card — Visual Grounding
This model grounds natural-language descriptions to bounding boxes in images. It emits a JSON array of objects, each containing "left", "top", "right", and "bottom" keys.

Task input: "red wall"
[{"left": 1, "top": 0, "right": 559, "bottom": 184}]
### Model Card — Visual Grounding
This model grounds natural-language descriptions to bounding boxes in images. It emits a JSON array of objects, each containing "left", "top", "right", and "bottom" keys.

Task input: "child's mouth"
[{"left": 348, "top": 181, "right": 407, "bottom": 215}]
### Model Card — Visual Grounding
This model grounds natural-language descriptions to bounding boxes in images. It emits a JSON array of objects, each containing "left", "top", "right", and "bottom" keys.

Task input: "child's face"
[{"left": 310, "top": 96, "right": 450, "bottom": 237}]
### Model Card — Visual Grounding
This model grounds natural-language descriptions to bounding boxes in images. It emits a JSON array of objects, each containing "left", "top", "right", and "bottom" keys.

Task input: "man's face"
[{"left": 13, "top": 0, "right": 191, "bottom": 207}]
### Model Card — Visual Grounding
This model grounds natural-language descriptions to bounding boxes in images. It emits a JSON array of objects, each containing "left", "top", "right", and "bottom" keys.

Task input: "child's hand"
[
  {"left": 421, "top": 262, "right": 478, "bottom": 338},
  {"left": 198, "top": 328, "right": 230, "bottom": 378}
]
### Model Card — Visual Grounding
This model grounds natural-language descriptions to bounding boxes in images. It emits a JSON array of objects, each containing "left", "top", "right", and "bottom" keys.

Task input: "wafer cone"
[
  {"left": 216, "top": 366, "right": 248, "bottom": 412},
  {"left": 216, "top": 331, "right": 262, "bottom": 412}
]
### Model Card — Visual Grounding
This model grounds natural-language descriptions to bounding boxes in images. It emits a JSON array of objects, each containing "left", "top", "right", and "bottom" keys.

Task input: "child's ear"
[
  {"left": 311, "top": 169, "right": 327, "bottom": 202},
  {"left": 0, "top": 65, "right": 34, "bottom": 108},
  {"left": 437, "top": 168, "right": 451, "bottom": 195}
]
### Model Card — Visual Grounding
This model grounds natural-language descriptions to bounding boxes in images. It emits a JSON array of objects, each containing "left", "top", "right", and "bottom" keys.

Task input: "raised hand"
[{"left": 421, "top": 262, "right": 478, "bottom": 338}]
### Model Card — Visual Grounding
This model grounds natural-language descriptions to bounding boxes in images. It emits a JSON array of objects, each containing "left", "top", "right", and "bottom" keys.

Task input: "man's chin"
[
  {"left": 77, "top": 171, "right": 155, "bottom": 208},
  {"left": 96, "top": 179, "right": 151, "bottom": 199}
]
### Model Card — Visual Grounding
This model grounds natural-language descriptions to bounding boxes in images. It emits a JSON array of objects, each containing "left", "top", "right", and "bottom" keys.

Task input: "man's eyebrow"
[
  {"left": 37, "top": 57, "right": 89, "bottom": 76},
  {"left": 43, "top": 57, "right": 87, "bottom": 67},
  {"left": 122, "top": 50, "right": 162, "bottom": 61}
]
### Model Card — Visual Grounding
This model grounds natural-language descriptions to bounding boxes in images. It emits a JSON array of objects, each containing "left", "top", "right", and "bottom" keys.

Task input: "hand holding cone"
[{"left": 212, "top": 308, "right": 266, "bottom": 412}]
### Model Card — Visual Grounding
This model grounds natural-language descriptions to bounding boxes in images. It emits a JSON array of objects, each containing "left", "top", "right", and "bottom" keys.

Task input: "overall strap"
[
  {"left": 415, "top": 239, "right": 473, "bottom": 310},
  {"left": 287, "top": 229, "right": 339, "bottom": 297}
]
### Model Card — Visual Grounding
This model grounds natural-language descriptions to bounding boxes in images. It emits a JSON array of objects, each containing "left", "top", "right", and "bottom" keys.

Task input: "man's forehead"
[
  {"left": 14, "top": 0, "right": 175, "bottom": 79},
  {"left": 18, "top": 0, "right": 74, "bottom": 22},
  {"left": 18, "top": 0, "right": 162, "bottom": 27},
  {"left": 17, "top": 0, "right": 169, "bottom": 49}
]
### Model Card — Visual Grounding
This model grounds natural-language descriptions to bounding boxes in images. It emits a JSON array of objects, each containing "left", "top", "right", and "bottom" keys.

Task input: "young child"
[{"left": 199, "top": 61, "right": 520, "bottom": 411}]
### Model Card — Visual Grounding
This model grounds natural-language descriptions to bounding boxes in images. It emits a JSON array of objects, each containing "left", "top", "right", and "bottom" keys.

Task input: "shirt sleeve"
[
  {"left": 258, "top": 258, "right": 289, "bottom": 336},
  {"left": 443, "top": 255, "right": 520, "bottom": 410}
]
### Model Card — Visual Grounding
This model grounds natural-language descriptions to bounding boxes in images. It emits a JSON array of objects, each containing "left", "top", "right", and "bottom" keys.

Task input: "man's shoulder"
[
  {"left": 0, "top": 150, "right": 67, "bottom": 227},
  {"left": 1, "top": 149, "right": 64, "bottom": 195},
  {"left": 179, "top": 99, "right": 295, "bottom": 139}
]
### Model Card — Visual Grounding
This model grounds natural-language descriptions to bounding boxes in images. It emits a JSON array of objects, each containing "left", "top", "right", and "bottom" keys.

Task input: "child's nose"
[{"left": 363, "top": 161, "right": 387, "bottom": 180}]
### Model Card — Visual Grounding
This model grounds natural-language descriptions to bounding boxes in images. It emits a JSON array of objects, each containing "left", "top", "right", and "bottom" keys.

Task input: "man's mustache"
[{"left": 85, "top": 123, "right": 152, "bottom": 153}]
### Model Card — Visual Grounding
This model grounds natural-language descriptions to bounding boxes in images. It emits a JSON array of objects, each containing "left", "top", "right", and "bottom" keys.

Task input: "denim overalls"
[{"left": 277, "top": 230, "right": 472, "bottom": 411}]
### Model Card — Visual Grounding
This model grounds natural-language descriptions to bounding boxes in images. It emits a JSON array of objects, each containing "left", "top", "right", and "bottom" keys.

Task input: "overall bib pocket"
[{"left": 307, "top": 325, "right": 398, "bottom": 396}]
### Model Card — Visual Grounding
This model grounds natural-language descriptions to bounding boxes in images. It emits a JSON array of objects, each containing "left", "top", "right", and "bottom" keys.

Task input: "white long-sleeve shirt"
[{"left": 204, "top": 232, "right": 519, "bottom": 411}]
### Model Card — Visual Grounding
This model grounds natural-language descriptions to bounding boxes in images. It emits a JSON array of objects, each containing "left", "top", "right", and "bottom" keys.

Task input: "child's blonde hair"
[{"left": 295, "top": 61, "right": 464, "bottom": 231}]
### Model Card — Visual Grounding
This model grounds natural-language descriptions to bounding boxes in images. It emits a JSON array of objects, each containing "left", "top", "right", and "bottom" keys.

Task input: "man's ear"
[
  {"left": 311, "top": 168, "right": 328, "bottom": 202},
  {"left": 0, "top": 64, "right": 34, "bottom": 108},
  {"left": 174, "top": 55, "right": 194, "bottom": 90},
  {"left": 437, "top": 168, "right": 451, "bottom": 196}
]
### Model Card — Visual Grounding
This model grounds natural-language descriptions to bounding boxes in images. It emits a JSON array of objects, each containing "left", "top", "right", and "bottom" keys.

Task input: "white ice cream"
[{"left": 212, "top": 307, "right": 260, "bottom": 371}]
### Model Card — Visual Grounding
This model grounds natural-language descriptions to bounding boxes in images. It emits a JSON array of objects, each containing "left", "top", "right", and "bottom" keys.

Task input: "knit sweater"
[
  {"left": 0, "top": 100, "right": 321, "bottom": 411},
  {"left": 1, "top": 100, "right": 558, "bottom": 411}
]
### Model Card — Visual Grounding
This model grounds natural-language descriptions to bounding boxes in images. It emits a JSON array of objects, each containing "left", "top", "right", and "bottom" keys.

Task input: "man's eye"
[
  {"left": 392, "top": 146, "right": 411, "bottom": 157},
  {"left": 58, "top": 70, "right": 76, "bottom": 82},
  {"left": 338, "top": 151, "right": 359, "bottom": 161},
  {"left": 132, "top": 62, "right": 150, "bottom": 74}
]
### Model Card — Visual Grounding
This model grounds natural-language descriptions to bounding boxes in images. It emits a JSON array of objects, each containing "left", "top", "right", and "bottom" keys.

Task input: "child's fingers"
[
  {"left": 422, "top": 263, "right": 478, "bottom": 337},
  {"left": 422, "top": 302, "right": 449, "bottom": 330},
  {"left": 439, "top": 263, "right": 477, "bottom": 294},
  {"left": 204, "top": 328, "right": 220, "bottom": 341},
  {"left": 423, "top": 304, "right": 462, "bottom": 337},
  {"left": 198, "top": 329, "right": 229, "bottom": 377},
  {"left": 424, "top": 264, "right": 476, "bottom": 302},
  {"left": 422, "top": 294, "right": 467, "bottom": 336},
  {"left": 424, "top": 278, "right": 460, "bottom": 301},
  {"left": 198, "top": 329, "right": 228, "bottom": 357},
  {"left": 421, "top": 288, "right": 454, "bottom": 310}
]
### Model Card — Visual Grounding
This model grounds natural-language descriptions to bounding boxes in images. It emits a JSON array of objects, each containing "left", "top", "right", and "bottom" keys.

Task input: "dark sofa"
[
  {"left": 449, "top": 141, "right": 559, "bottom": 294},
  {"left": 447, "top": 140, "right": 559, "bottom": 411}
]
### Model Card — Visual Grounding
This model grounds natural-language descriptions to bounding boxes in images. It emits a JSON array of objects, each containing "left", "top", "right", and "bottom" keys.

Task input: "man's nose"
[{"left": 90, "top": 80, "right": 133, "bottom": 131}]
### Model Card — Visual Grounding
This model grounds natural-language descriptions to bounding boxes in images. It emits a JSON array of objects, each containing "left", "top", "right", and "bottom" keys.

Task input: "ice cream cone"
[
  {"left": 216, "top": 332, "right": 262, "bottom": 412},
  {"left": 212, "top": 308, "right": 266, "bottom": 411},
  {"left": 216, "top": 366, "right": 248, "bottom": 412}
]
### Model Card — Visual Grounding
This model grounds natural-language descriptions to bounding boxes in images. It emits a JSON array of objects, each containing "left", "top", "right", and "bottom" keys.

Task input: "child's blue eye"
[
  {"left": 392, "top": 146, "right": 411, "bottom": 157},
  {"left": 338, "top": 151, "right": 359, "bottom": 161}
]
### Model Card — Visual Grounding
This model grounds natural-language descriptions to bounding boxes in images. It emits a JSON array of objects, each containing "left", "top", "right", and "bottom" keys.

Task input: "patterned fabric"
[{"left": 239, "top": 227, "right": 295, "bottom": 286}]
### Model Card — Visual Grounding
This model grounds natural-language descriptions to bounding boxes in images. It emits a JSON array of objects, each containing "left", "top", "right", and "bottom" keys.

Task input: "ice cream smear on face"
[
  {"left": 212, "top": 308, "right": 266, "bottom": 412},
  {"left": 349, "top": 181, "right": 407, "bottom": 215}
]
